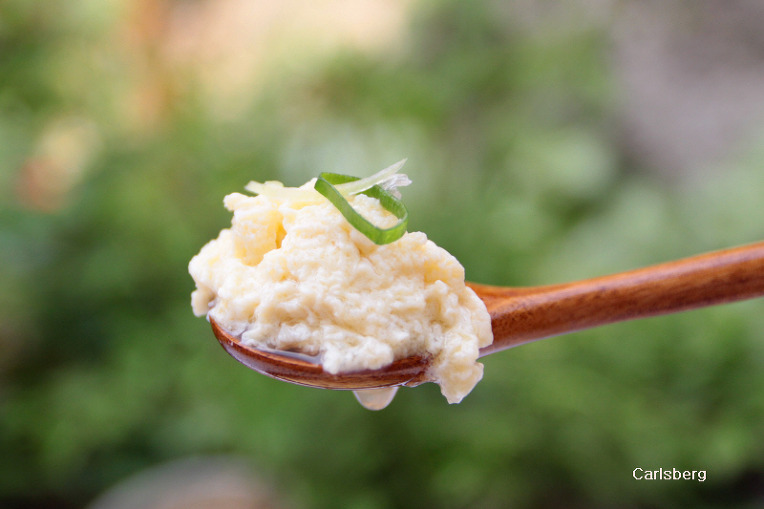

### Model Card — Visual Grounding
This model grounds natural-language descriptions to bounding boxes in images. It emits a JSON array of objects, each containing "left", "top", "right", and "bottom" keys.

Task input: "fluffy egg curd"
[{"left": 189, "top": 162, "right": 492, "bottom": 406}]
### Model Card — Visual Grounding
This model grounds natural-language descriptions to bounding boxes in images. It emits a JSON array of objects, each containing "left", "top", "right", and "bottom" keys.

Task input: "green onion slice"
[{"left": 314, "top": 172, "right": 408, "bottom": 245}]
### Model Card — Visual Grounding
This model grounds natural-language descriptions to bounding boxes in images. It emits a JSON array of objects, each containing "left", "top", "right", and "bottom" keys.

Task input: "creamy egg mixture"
[{"left": 189, "top": 170, "right": 492, "bottom": 405}]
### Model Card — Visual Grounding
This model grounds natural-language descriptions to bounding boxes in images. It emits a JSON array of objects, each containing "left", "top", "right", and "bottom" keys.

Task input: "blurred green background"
[{"left": 2, "top": 1, "right": 764, "bottom": 508}]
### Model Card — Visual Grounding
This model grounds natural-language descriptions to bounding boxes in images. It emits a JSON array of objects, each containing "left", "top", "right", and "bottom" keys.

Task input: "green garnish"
[
  {"left": 245, "top": 160, "right": 410, "bottom": 245},
  {"left": 314, "top": 172, "right": 409, "bottom": 245}
]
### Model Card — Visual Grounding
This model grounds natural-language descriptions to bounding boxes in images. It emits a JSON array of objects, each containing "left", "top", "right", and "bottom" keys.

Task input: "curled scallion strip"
[{"left": 314, "top": 172, "right": 409, "bottom": 245}]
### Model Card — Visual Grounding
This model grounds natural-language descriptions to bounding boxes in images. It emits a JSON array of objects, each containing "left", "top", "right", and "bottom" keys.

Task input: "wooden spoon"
[{"left": 210, "top": 241, "right": 764, "bottom": 390}]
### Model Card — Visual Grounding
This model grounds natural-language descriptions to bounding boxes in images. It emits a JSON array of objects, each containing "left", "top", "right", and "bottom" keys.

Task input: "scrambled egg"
[{"left": 189, "top": 179, "right": 492, "bottom": 403}]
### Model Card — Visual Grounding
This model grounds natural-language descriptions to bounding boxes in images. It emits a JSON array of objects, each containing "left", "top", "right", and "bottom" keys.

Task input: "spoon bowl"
[
  {"left": 211, "top": 241, "right": 764, "bottom": 390},
  {"left": 211, "top": 318, "right": 432, "bottom": 389}
]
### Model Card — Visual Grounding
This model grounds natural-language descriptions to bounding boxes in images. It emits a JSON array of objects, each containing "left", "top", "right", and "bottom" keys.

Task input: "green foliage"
[{"left": 2, "top": 1, "right": 764, "bottom": 508}]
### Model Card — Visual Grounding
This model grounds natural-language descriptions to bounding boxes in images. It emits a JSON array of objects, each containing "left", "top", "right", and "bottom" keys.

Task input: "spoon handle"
[{"left": 475, "top": 241, "right": 764, "bottom": 356}]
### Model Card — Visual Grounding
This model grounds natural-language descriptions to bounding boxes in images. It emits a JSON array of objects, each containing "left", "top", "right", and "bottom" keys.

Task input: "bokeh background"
[{"left": 2, "top": 1, "right": 764, "bottom": 508}]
